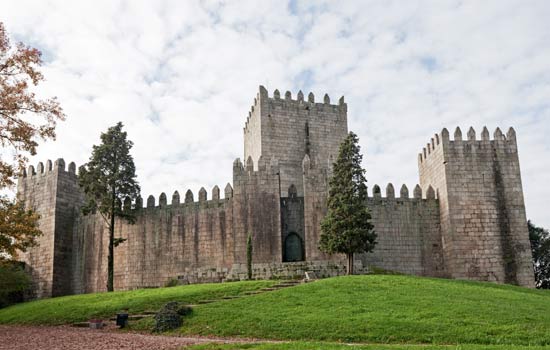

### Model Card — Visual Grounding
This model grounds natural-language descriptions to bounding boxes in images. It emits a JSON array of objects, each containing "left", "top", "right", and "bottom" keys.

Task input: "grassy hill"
[
  {"left": 179, "top": 275, "right": 550, "bottom": 346},
  {"left": 0, "top": 280, "right": 274, "bottom": 325},
  {"left": 1, "top": 275, "right": 549, "bottom": 349}
]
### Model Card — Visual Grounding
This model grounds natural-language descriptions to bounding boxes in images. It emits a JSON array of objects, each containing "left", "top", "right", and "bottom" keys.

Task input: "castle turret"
[
  {"left": 418, "top": 127, "right": 534, "bottom": 287},
  {"left": 16, "top": 159, "right": 84, "bottom": 298}
]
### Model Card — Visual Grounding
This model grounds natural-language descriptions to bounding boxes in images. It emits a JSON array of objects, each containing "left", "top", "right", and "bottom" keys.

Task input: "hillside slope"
[
  {"left": 180, "top": 275, "right": 550, "bottom": 346},
  {"left": 0, "top": 280, "right": 274, "bottom": 325},
  {"left": 1, "top": 275, "right": 548, "bottom": 347}
]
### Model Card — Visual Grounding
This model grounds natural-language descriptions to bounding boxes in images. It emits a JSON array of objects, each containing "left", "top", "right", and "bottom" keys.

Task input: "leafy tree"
[
  {"left": 0, "top": 196, "right": 41, "bottom": 260},
  {"left": 529, "top": 220, "right": 550, "bottom": 289},
  {"left": 0, "top": 22, "right": 64, "bottom": 261},
  {"left": 79, "top": 122, "right": 140, "bottom": 292},
  {"left": 0, "top": 22, "right": 65, "bottom": 188},
  {"left": 319, "top": 131, "right": 376, "bottom": 275},
  {"left": 246, "top": 233, "right": 253, "bottom": 280},
  {"left": 0, "top": 261, "right": 32, "bottom": 307}
]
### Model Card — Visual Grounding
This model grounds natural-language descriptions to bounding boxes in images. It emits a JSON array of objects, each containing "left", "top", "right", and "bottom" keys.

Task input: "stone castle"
[{"left": 17, "top": 86, "right": 535, "bottom": 298}]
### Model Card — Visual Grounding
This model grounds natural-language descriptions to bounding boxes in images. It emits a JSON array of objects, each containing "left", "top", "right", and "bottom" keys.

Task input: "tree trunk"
[
  {"left": 347, "top": 253, "right": 354, "bottom": 275},
  {"left": 107, "top": 191, "right": 116, "bottom": 292}
]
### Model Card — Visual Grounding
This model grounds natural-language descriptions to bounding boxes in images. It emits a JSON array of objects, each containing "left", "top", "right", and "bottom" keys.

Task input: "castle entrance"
[{"left": 283, "top": 232, "right": 304, "bottom": 262}]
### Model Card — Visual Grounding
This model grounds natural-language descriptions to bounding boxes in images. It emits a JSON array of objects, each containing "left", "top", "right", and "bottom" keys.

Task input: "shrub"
[
  {"left": 176, "top": 304, "right": 193, "bottom": 317},
  {"left": 153, "top": 301, "right": 192, "bottom": 332},
  {"left": 164, "top": 278, "right": 179, "bottom": 287}
]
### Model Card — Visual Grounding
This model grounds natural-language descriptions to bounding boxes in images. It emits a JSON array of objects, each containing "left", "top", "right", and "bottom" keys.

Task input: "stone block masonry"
[
  {"left": 245, "top": 86, "right": 348, "bottom": 198},
  {"left": 17, "top": 86, "right": 535, "bottom": 298},
  {"left": 361, "top": 184, "right": 444, "bottom": 277},
  {"left": 419, "top": 127, "right": 534, "bottom": 287},
  {"left": 17, "top": 159, "right": 82, "bottom": 298}
]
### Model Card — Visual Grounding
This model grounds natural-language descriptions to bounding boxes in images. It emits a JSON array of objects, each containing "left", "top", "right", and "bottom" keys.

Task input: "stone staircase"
[
  {"left": 72, "top": 279, "right": 305, "bottom": 328},
  {"left": 193, "top": 279, "right": 303, "bottom": 304}
]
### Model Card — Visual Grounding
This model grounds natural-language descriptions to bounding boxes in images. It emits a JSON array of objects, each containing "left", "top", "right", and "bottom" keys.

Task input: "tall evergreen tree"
[
  {"left": 79, "top": 122, "right": 140, "bottom": 292},
  {"left": 246, "top": 232, "right": 253, "bottom": 280},
  {"left": 319, "top": 131, "right": 376, "bottom": 275}
]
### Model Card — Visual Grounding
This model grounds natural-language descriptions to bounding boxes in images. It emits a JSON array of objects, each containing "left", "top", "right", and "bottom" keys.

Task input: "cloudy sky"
[{"left": 3, "top": 0, "right": 549, "bottom": 227}]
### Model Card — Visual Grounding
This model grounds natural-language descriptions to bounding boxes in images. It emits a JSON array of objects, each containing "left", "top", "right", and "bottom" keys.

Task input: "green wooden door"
[{"left": 284, "top": 233, "right": 304, "bottom": 262}]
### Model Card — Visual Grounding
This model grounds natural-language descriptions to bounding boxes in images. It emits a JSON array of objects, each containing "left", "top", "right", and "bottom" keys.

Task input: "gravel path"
[{"left": 0, "top": 325, "right": 241, "bottom": 350}]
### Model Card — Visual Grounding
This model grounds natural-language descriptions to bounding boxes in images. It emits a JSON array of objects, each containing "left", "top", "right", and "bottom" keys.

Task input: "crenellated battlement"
[
  {"left": 368, "top": 183, "right": 437, "bottom": 200},
  {"left": 137, "top": 184, "right": 233, "bottom": 210},
  {"left": 19, "top": 158, "right": 77, "bottom": 178},
  {"left": 243, "top": 85, "right": 346, "bottom": 134},
  {"left": 19, "top": 159, "right": 233, "bottom": 212},
  {"left": 418, "top": 126, "right": 518, "bottom": 165},
  {"left": 263, "top": 86, "right": 345, "bottom": 108},
  {"left": 232, "top": 155, "right": 279, "bottom": 176}
]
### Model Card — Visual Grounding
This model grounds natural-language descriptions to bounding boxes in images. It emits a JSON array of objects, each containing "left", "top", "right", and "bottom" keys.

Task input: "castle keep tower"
[
  {"left": 419, "top": 127, "right": 534, "bottom": 287},
  {"left": 244, "top": 86, "right": 348, "bottom": 197},
  {"left": 243, "top": 86, "right": 348, "bottom": 262}
]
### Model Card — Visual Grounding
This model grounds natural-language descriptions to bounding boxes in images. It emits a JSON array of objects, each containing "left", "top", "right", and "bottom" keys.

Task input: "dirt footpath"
[{"left": 0, "top": 325, "right": 235, "bottom": 350}]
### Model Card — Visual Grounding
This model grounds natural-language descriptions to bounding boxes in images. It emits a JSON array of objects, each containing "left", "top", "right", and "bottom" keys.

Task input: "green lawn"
[
  {"left": 187, "top": 342, "right": 550, "bottom": 350},
  {"left": 1, "top": 275, "right": 549, "bottom": 349},
  {"left": 180, "top": 275, "right": 550, "bottom": 346},
  {"left": 0, "top": 280, "right": 275, "bottom": 325}
]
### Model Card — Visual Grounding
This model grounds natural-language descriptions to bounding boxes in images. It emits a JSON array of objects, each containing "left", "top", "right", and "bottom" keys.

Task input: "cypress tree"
[
  {"left": 247, "top": 233, "right": 253, "bottom": 280},
  {"left": 319, "top": 131, "right": 376, "bottom": 275}
]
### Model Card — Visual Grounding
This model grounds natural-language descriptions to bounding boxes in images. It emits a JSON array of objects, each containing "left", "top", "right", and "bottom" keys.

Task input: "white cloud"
[{"left": 2, "top": 0, "right": 549, "bottom": 227}]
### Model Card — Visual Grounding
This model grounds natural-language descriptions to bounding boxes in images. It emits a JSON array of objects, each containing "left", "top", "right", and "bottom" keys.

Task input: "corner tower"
[
  {"left": 16, "top": 159, "right": 83, "bottom": 298},
  {"left": 419, "top": 127, "right": 534, "bottom": 287}
]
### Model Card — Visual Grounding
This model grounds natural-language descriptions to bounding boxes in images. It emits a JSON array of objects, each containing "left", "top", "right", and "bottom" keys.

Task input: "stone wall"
[
  {"left": 17, "top": 162, "right": 57, "bottom": 298},
  {"left": 52, "top": 160, "right": 83, "bottom": 296},
  {"left": 361, "top": 184, "right": 445, "bottom": 277},
  {"left": 419, "top": 127, "right": 534, "bottom": 287},
  {"left": 232, "top": 156, "right": 282, "bottom": 264},
  {"left": 69, "top": 156, "right": 283, "bottom": 293},
  {"left": 72, "top": 191, "right": 234, "bottom": 293},
  {"left": 243, "top": 90, "right": 263, "bottom": 168},
  {"left": 302, "top": 154, "right": 334, "bottom": 262},
  {"left": 228, "top": 260, "right": 369, "bottom": 281}
]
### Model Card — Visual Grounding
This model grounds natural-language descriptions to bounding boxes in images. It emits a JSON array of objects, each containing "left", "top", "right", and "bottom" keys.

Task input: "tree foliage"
[
  {"left": 0, "top": 196, "right": 41, "bottom": 261},
  {"left": 79, "top": 122, "right": 140, "bottom": 291},
  {"left": 0, "top": 261, "right": 32, "bottom": 307},
  {"left": 0, "top": 22, "right": 65, "bottom": 188},
  {"left": 319, "top": 131, "right": 376, "bottom": 275},
  {"left": 529, "top": 220, "right": 550, "bottom": 289}
]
